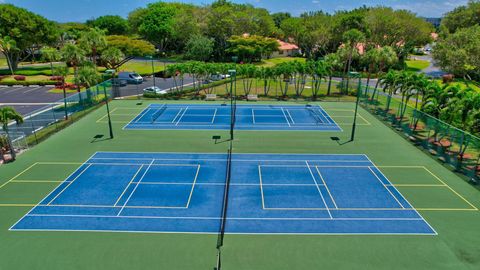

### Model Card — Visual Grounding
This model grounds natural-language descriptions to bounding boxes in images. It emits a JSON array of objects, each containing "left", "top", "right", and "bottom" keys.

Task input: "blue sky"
[{"left": 1, "top": 0, "right": 468, "bottom": 22}]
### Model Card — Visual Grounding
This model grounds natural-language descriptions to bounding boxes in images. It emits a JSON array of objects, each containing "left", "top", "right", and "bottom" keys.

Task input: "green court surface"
[{"left": 0, "top": 100, "right": 479, "bottom": 269}]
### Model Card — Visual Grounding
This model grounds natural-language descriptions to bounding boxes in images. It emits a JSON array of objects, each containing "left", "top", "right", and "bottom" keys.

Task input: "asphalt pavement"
[{"left": 0, "top": 85, "right": 74, "bottom": 115}]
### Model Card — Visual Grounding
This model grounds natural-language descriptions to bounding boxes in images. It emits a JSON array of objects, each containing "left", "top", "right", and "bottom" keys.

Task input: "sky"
[{"left": 0, "top": 0, "right": 469, "bottom": 22}]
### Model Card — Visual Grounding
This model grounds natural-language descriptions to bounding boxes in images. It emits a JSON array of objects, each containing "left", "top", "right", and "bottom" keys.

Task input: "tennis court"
[
  {"left": 11, "top": 152, "right": 435, "bottom": 235},
  {"left": 124, "top": 104, "right": 342, "bottom": 131}
]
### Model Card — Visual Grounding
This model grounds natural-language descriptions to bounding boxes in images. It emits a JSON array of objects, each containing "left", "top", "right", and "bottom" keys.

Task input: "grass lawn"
[
  {"left": 191, "top": 78, "right": 344, "bottom": 99},
  {"left": 0, "top": 99, "right": 479, "bottom": 269},
  {"left": 405, "top": 59, "right": 430, "bottom": 72},
  {"left": 257, "top": 57, "right": 306, "bottom": 67},
  {"left": 116, "top": 60, "right": 172, "bottom": 76}
]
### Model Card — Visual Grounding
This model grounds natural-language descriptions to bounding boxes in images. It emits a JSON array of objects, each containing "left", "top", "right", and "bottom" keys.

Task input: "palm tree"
[
  {"left": 100, "top": 47, "right": 125, "bottom": 70},
  {"left": 41, "top": 47, "right": 61, "bottom": 75},
  {"left": 309, "top": 60, "right": 327, "bottom": 100},
  {"left": 54, "top": 66, "right": 70, "bottom": 120},
  {"left": 276, "top": 62, "right": 295, "bottom": 98},
  {"left": 79, "top": 28, "right": 107, "bottom": 65},
  {"left": 342, "top": 29, "right": 365, "bottom": 94},
  {"left": 370, "top": 47, "right": 398, "bottom": 101},
  {"left": 0, "top": 36, "right": 19, "bottom": 75},
  {"left": 0, "top": 107, "right": 24, "bottom": 161},
  {"left": 362, "top": 48, "right": 379, "bottom": 96},
  {"left": 238, "top": 64, "right": 257, "bottom": 96},
  {"left": 61, "top": 44, "right": 86, "bottom": 94},
  {"left": 77, "top": 63, "right": 101, "bottom": 104},
  {"left": 292, "top": 61, "right": 307, "bottom": 97}
]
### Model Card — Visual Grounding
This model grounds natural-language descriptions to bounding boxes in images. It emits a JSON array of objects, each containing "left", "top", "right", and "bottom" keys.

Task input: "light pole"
[
  {"left": 228, "top": 69, "right": 237, "bottom": 141},
  {"left": 148, "top": 56, "right": 156, "bottom": 88},
  {"left": 103, "top": 73, "right": 114, "bottom": 139},
  {"left": 350, "top": 72, "right": 362, "bottom": 142}
]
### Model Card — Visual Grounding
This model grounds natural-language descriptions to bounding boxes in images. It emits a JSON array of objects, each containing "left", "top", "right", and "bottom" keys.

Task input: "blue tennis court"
[
  {"left": 124, "top": 104, "right": 342, "bottom": 131},
  {"left": 11, "top": 152, "right": 436, "bottom": 235}
]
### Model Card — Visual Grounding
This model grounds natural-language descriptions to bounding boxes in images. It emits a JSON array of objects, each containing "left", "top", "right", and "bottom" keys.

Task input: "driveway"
[
  {"left": 114, "top": 75, "right": 194, "bottom": 98},
  {"left": 0, "top": 85, "right": 75, "bottom": 115}
]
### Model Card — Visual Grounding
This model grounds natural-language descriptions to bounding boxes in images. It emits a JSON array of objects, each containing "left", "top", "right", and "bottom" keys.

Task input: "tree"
[
  {"left": 272, "top": 12, "right": 291, "bottom": 28},
  {"left": 366, "top": 7, "right": 433, "bottom": 49},
  {"left": 0, "top": 36, "right": 18, "bottom": 75},
  {"left": 368, "top": 46, "right": 398, "bottom": 100},
  {"left": 342, "top": 29, "right": 365, "bottom": 93},
  {"left": 433, "top": 25, "right": 480, "bottom": 80},
  {"left": 105, "top": 35, "right": 155, "bottom": 67},
  {"left": 0, "top": 107, "right": 24, "bottom": 161},
  {"left": 137, "top": 2, "right": 176, "bottom": 53},
  {"left": 226, "top": 35, "right": 279, "bottom": 63},
  {"left": 440, "top": 1, "right": 480, "bottom": 34},
  {"left": 184, "top": 35, "right": 214, "bottom": 62},
  {"left": 78, "top": 28, "right": 107, "bottom": 65},
  {"left": 86, "top": 15, "right": 129, "bottom": 35},
  {"left": 54, "top": 66, "right": 70, "bottom": 120},
  {"left": 61, "top": 44, "right": 86, "bottom": 93},
  {"left": 0, "top": 4, "right": 58, "bottom": 71},
  {"left": 100, "top": 47, "right": 125, "bottom": 69},
  {"left": 77, "top": 63, "right": 100, "bottom": 88},
  {"left": 40, "top": 46, "right": 61, "bottom": 75}
]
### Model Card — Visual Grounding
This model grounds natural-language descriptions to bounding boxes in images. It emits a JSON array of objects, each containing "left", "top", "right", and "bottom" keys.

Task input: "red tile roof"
[{"left": 278, "top": 40, "right": 299, "bottom": 50}]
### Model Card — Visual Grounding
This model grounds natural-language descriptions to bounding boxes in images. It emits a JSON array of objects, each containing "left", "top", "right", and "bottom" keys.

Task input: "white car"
[{"left": 143, "top": 86, "right": 167, "bottom": 95}]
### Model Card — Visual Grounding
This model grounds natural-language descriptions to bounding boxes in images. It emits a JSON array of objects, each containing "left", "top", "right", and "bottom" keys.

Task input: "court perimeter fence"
[
  {"left": 358, "top": 83, "right": 480, "bottom": 184},
  {"left": 0, "top": 80, "right": 114, "bottom": 155}
]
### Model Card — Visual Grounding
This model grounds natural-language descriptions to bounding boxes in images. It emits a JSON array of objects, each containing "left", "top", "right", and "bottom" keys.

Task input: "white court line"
[
  {"left": 368, "top": 167, "right": 405, "bottom": 209},
  {"left": 24, "top": 213, "right": 424, "bottom": 221},
  {"left": 305, "top": 161, "right": 332, "bottom": 218},
  {"left": 175, "top": 107, "right": 189, "bottom": 126},
  {"left": 185, "top": 165, "right": 201, "bottom": 208},
  {"left": 8, "top": 152, "right": 98, "bottom": 231},
  {"left": 280, "top": 108, "right": 291, "bottom": 127},
  {"left": 117, "top": 159, "right": 155, "bottom": 216},
  {"left": 363, "top": 155, "right": 438, "bottom": 235},
  {"left": 286, "top": 109, "right": 295, "bottom": 124},
  {"left": 258, "top": 165, "right": 266, "bottom": 209},
  {"left": 251, "top": 109, "right": 256, "bottom": 124},
  {"left": 211, "top": 109, "right": 217, "bottom": 124},
  {"left": 47, "top": 164, "right": 93, "bottom": 206},
  {"left": 113, "top": 165, "right": 145, "bottom": 207},
  {"left": 314, "top": 167, "right": 338, "bottom": 208},
  {"left": 133, "top": 108, "right": 152, "bottom": 123}
]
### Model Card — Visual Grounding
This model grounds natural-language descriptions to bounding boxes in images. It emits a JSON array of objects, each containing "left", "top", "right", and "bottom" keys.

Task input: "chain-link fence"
[
  {"left": 360, "top": 86, "right": 480, "bottom": 184},
  {"left": 1, "top": 80, "right": 113, "bottom": 151}
]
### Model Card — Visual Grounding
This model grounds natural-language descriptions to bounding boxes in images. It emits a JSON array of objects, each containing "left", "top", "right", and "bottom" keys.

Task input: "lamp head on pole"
[{"left": 349, "top": 71, "right": 360, "bottom": 78}]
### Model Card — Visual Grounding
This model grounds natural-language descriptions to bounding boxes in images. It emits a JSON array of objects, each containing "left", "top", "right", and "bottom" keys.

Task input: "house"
[{"left": 271, "top": 40, "right": 300, "bottom": 58}]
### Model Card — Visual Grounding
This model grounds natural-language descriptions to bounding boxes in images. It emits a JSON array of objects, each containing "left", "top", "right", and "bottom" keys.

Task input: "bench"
[
  {"left": 247, "top": 94, "right": 258, "bottom": 101},
  {"left": 205, "top": 94, "right": 217, "bottom": 101}
]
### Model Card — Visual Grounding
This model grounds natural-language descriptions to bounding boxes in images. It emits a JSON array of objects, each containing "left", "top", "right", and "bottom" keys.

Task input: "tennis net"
[
  {"left": 150, "top": 105, "right": 167, "bottom": 123},
  {"left": 307, "top": 106, "right": 323, "bottom": 124},
  {"left": 217, "top": 141, "right": 233, "bottom": 249}
]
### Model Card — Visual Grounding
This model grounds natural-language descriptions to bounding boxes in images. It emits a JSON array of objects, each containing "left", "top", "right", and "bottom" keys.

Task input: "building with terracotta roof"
[{"left": 272, "top": 40, "right": 300, "bottom": 58}]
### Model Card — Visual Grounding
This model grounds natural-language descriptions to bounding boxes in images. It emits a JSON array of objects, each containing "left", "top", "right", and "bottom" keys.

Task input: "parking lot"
[
  {"left": 0, "top": 85, "right": 74, "bottom": 115},
  {"left": 115, "top": 75, "right": 194, "bottom": 98},
  {"left": 0, "top": 75, "right": 194, "bottom": 117}
]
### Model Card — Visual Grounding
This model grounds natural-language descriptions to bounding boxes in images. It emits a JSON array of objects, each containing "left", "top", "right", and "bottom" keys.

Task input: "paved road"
[
  {"left": 115, "top": 75, "right": 194, "bottom": 98},
  {"left": 0, "top": 85, "right": 74, "bottom": 115},
  {"left": 413, "top": 54, "right": 446, "bottom": 78}
]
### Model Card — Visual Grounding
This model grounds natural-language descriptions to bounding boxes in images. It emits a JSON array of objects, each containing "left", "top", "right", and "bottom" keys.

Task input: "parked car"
[
  {"left": 118, "top": 72, "right": 143, "bottom": 84},
  {"left": 210, "top": 73, "right": 231, "bottom": 81},
  {"left": 111, "top": 78, "right": 127, "bottom": 87},
  {"left": 143, "top": 86, "right": 167, "bottom": 95}
]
